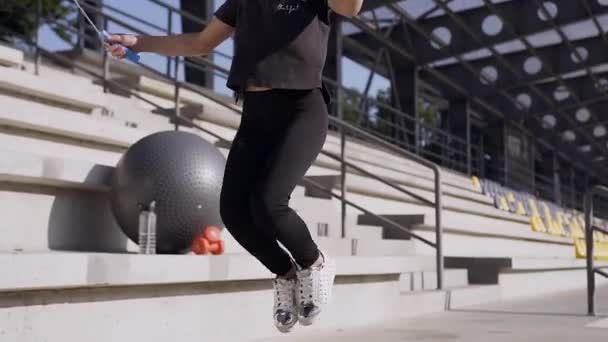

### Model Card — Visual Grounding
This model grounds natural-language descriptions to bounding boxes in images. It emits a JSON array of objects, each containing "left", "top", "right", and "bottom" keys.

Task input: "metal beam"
[
  {"left": 344, "top": 1, "right": 607, "bottom": 177},
  {"left": 501, "top": 70, "right": 608, "bottom": 118},
  {"left": 353, "top": 0, "right": 608, "bottom": 65},
  {"left": 360, "top": 0, "right": 393, "bottom": 12},
  {"left": 422, "top": 0, "right": 608, "bottom": 164},
  {"left": 430, "top": 35, "right": 608, "bottom": 98}
]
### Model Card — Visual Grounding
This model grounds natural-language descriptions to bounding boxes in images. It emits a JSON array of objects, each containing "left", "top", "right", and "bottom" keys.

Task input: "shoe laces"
[
  {"left": 273, "top": 277, "right": 296, "bottom": 312},
  {"left": 297, "top": 267, "right": 319, "bottom": 306}
]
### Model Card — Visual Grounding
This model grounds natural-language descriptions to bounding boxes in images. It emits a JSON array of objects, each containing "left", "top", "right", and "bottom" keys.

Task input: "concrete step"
[
  {"left": 323, "top": 134, "right": 480, "bottom": 193},
  {"left": 343, "top": 193, "right": 575, "bottom": 258},
  {"left": 0, "top": 131, "right": 123, "bottom": 168},
  {"left": 0, "top": 248, "right": 471, "bottom": 342},
  {"left": 0, "top": 66, "right": 109, "bottom": 112},
  {"left": 0, "top": 251, "right": 435, "bottom": 292},
  {"left": 445, "top": 256, "right": 608, "bottom": 285},
  {"left": 0, "top": 264, "right": 477, "bottom": 342},
  {"left": 509, "top": 257, "right": 608, "bottom": 270},
  {"left": 0, "top": 95, "right": 497, "bottom": 227},
  {"left": 399, "top": 285, "right": 502, "bottom": 317},
  {"left": 0, "top": 148, "right": 385, "bottom": 253},
  {"left": 400, "top": 268, "right": 469, "bottom": 292},
  {"left": 323, "top": 138, "right": 485, "bottom": 198},
  {"left": 414, "top": 226, "right": 575, "bottom": 260},
  {"left": 343, "top": 178, "right": 527, "bottom": 225},
  {"left": 0, "top": 67, "right": 584, "bottom": 262},
  {"left": 1, "top": 143, "right": 576, "bottom": 262},
  {"left": 131, "top": 71, "right": 478, "bottom": 196},
  {"left": 1, "top": 66, "right": 487, "bottom": 207},
  {"left": 21, "top": 59, "right": 101, "bottom": 90},
  {"left": 0, "top": 146, "right": 114, "bottom": 190},
  {"left": 112, "top": 71, "right": 470, "bottom": 197},
  {"left": 0, "top": 44, "right": 24, "bottom": 68},
  {"left": 496, "top": 267, "right": 608, "bottom": 302},
  {"left": 223, "top": 226, "right": 416, "bottom": 257},
  {"left": 0, "top": 180, "right": 395, "bottom": 256}
]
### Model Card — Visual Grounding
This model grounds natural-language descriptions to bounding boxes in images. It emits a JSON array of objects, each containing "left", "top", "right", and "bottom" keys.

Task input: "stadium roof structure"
[{"left": 339, "top": 0, "right": 608, "bottom": 178}]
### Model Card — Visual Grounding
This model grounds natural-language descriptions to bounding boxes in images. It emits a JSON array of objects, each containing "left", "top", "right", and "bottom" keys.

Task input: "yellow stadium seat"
[
  {"left": 562, "top": 213, "right": 572, "bottom": 234},
  {"left": 531, "top": 215, "right": 547, "bottom": 233},
  {"left": 570, "top": 222, "right": 585, "bottom": 239},
  {"left": 529, "top": 199, "right": 541, "bottom": 217},
  {"left": 499, "top": 196, "right": 510, "bottom": 211},
  {"left": 594, "top": 231, "right": 608, "bottom": 242},
  {"left": 556, "top": 212, "right": 570, "bottom": 237},
  {"left": 538, "top": 204, "right": 563, "bottom": 236},
  {"left": 574, "top": 239, "right": 608, "bottom": 260},
  {"left": 540, "top": 204, "right": 562, "bottom": 236},
  {"left": 541, "top": 202, "right": 551, "bottom": 217},
  {"left": 577, "top": 215, "right": 585, "bottom": 229},
  {"left": 507, "top": 192, "right": 516, "bottom": 202},
  {"left": 471, "top": 176, "right": 481, "bottom": 190},
  {"left": 515, "top": 202, "right": 526, "bottom": 216}
]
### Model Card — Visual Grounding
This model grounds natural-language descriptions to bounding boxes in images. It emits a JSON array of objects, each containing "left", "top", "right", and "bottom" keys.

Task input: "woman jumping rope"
[{"left": 107, "top": 0, "right": 363, "bottom": 333}]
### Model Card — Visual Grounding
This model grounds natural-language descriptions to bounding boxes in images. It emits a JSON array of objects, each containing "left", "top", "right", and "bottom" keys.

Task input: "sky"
[{"left": 41, "top": 0, "right": 390, "bottom": 97}]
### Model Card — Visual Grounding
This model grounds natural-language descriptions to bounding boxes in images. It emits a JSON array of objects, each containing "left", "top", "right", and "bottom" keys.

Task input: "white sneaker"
[
  {"left": 272, "top": 276, "right": 298, "bottom": 333},
  {"left": 296, "top": 252, "right": 336, "bottom": 326}
]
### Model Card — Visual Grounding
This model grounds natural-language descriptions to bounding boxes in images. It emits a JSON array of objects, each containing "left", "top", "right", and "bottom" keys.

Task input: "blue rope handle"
[{"left": 102, "top": 30, "right": 141, "bottom": 64}]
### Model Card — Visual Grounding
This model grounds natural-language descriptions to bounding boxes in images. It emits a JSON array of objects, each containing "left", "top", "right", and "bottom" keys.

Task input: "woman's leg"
[
  {"left": 248, "top": 89, "right": 328, "bottom": 269},
  {"left": 219, "top": 96, "right": 294, "bottom": 277}
]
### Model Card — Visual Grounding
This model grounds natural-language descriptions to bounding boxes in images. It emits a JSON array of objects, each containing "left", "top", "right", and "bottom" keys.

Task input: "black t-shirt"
[{"left": 215, "top": 0, "right": 331, "bottom": 97}]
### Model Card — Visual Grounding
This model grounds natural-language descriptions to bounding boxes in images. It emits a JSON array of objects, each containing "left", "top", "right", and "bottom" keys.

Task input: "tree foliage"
[
  {"left": 337, "top": 87, "right": 441, "bottom": 149},
  {"left": 0, "top": 0, "right": 72, "bottom": 42}
]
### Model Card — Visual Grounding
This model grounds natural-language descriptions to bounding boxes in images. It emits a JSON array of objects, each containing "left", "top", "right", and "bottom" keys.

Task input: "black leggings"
[{"left": 219, "top": 88, "right": 328, "bottom": 276}]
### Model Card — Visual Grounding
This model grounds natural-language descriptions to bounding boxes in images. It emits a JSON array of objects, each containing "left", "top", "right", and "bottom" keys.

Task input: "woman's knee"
[{"left": 249, "top": 188, "right": 289, "bottom": 222}]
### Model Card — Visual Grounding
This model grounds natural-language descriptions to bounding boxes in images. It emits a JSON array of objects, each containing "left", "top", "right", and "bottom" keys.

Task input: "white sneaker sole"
[{"left": 275, "top": 319, "right": 298, "bottom": 333}]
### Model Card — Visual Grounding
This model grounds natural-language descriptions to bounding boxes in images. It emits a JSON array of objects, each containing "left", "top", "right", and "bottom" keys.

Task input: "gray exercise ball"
[{"left": 110, "top": 130, "right": 226, "bottom": 254}]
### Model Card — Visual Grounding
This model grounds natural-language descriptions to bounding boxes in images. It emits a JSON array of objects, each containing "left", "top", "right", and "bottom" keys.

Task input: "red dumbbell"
[{"left": 192, "top": 226, "right": 225, "bottom": 255}]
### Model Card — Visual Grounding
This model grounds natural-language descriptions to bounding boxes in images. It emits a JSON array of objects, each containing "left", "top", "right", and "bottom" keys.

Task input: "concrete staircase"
[{"left": 1, "top": 45, "right": 607, "bottom": 341}]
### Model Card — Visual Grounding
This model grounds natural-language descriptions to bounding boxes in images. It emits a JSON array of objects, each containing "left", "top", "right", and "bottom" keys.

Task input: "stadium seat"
[
  {"left": 574, "top": 239, "right": 608, "bottom": 260},
  {"left": 570, "top": 223, "right": 585, "bottom": 239},
  {"left": 531, "top": 215, "right": 547, "bottom": 233},
  {"left": 529, "top": 199, "right": 541, "bottom": 217},
  {"left": 471, "top": 176, "right": 482, "bottom": 191},
  {"left": 515, "top": 201, "right": 527, "bottom": 216}
]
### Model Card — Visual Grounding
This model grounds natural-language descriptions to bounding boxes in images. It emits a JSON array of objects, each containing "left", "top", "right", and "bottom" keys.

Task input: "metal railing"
[
  {"left": 67, "top": 0, "right": 476, "bottom": 176},
  {"left": 584, "top": 185, "right": 608, "bottom": 316},
  {"left": 22, "top": 0, "right": 445, "bottom": 288}
]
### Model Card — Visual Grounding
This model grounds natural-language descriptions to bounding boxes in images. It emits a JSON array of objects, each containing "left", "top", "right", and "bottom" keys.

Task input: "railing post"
[
  {"left": 340, "top": 116, "right": 347, "bottom": 238},
  {"left": 334, "top": 17, "right": 347, "bottom": 238},
  {"left": 102, "top": 18, "right": 109, "bottom": 93},
  {"left": 174, "top": 56, "right": 180, "bottom": 83},
  {"left": 466, "top": 103, "right": 472, "bottom": 176},
  {"left": 78, "top": 2, "right": 86, "bottom": 51},
  {"left": 414, "top": 68, "right": 420, "bottom": 156},
  {"left": 174, "top": 82, "right": 181, "bottom": 131},
  {"left": 167, "top": 8, "right": 173, "bottom": 77},
  {"left": 585, "top": 189, "right": 595, "bottom": 316},
  {"left": 435, "top": 169, "right": 443, "bottom": 290},
  {"left": 34, "top": 0, "right": 42, "bottom": 76}
]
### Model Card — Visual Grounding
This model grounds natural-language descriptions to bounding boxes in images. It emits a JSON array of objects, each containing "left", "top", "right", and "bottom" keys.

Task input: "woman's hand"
[
  {"left": 105, "top": 34, "right": 139, "bottom": 59},
  {"left": 328, "top": 0, "right": 363, "bottom": 17},
  {"left": 101, "top": 18, "right": 233, "bottom": 58}
]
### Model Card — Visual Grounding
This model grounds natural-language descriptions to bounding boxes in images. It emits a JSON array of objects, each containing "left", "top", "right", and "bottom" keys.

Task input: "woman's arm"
[
  {"left": 328, "top": 0, "right": 364, "bottom": 17},
  {"left": 107, "top": 17, "right": 234, "bottom": 58}
]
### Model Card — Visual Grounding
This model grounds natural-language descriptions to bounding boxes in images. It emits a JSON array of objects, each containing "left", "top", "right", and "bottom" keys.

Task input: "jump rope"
[{"left": 71, "top": 0, "right": 141, "bottom": 64}]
